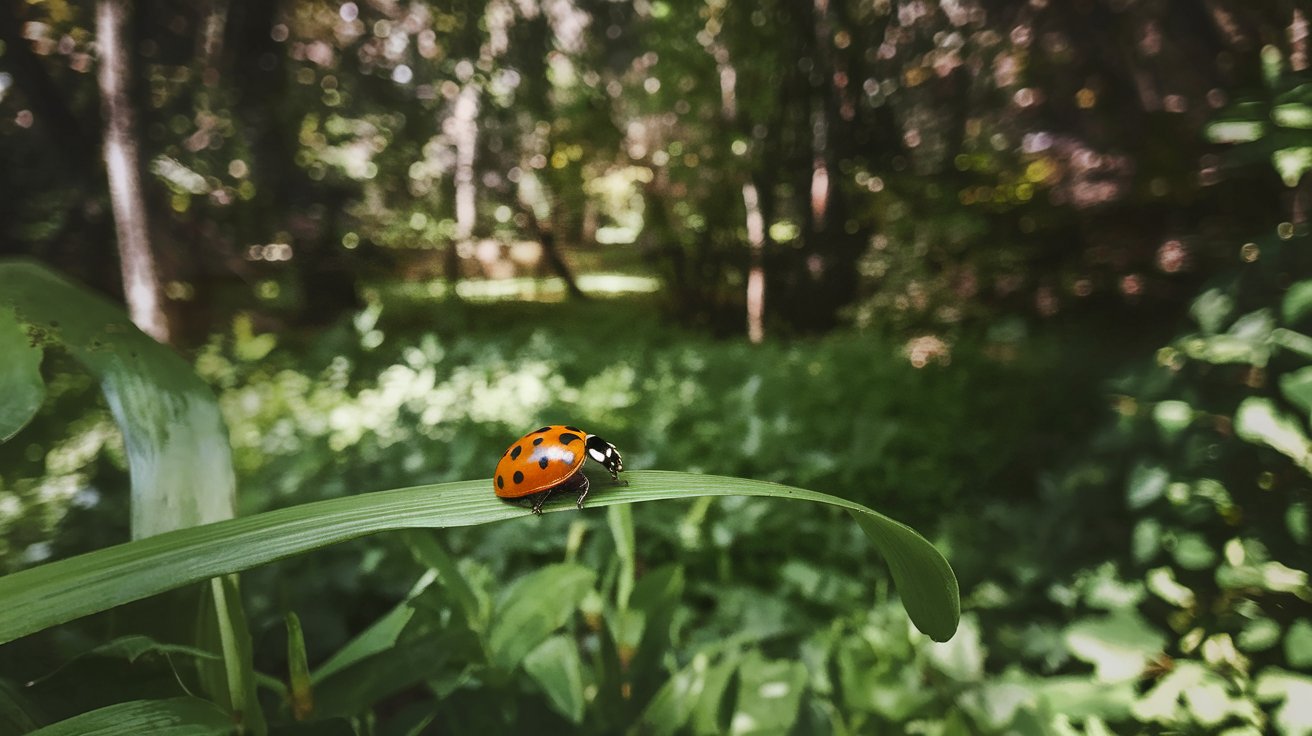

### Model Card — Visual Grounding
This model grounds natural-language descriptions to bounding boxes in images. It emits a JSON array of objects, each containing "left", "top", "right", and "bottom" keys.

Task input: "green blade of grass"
[
  {"left": 26, "top": 697, "right": 233, "bottom": 736},
  {"left": 0, "top": 259, "right": 238, "bottom": 537},
  {"left": 1, "top": 259, "right": 260, "bottom": 731},
  {"left": 0, "top": 470, "right": 960, "bottom": 643},
  {"left": 0, "top": 306, "right": 44, "bottom": 442}
]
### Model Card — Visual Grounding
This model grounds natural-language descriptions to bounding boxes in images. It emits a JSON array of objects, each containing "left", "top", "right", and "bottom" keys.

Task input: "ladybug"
[{"left": 494, "top": 425, "right": 624, "bottom": 514}]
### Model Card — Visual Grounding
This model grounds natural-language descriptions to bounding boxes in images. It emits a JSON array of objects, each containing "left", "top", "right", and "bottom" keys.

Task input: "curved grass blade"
[
  {"left": 0, "top": 259, "right": 260, "bottom": 731},
  {"left": 0, "top": 306, "right": 44, "bottom": 442},
  {"left": 0, "top": 470, "right": 960, "bottom": 643},
  {"left": 0, "top": 259, "right": 237, "bottom": 537},
  {"left": 26, "top": 697, "right": 233, "bottom": 736}
]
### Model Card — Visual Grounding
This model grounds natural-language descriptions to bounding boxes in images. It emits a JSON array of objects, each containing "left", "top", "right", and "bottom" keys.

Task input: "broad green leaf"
[
  {"left": 402, "top": 532, "right": 484, "bottom": 631},
  {"left": 1134, "top": 661, "right": 1258, "bottom": 727},
  {"left": 1064, "top": 611, "right": 1166, "bottom": 682},
  {"left": 1034, "top": 675, "right": 1134, "bottom": 719},
  {"left": 690, "top": 653, "right": 741, "bottom": 735},
  {"left": 958, "top": 681, "right": 1033, "bottom": 730},
  {"left": 1273, "top": 329, "right": 1312, "bottom": 360},
  {"left": 1127, "top": 463, "right": 1170, "bottom": 509},
  {"left": 1152, "top": 401, "right": 1194, "bottom": 439},
  {"left": 1133, "top": 519, "right": 1163, "bottom": 564},
  {"left": 1204, "top": 120, "right": 1266, "bottom": 144},
  {"left": 1234, "top": 397, "right": 1312, "bottom": 469},
  {"left": 0, "top": 260, "right": 236, "bottom": 537},
  {"left": 1283, "top": 281, "right": 1312, "bottom": 325},
  {"left": 1082, "top": 562, "right": 1145, "bottom": 610},
  {"left": 1286, "top": 620, "right": 1312, "bottom": 669},
  {"left": 311, "top": 571, "right": 435, "bottom": 683},
  {"left": 925, "top": 614, "right": 984, "bottom": 681},
  {"left": 1274, "top": 103, "right": 1312, "bottom": 130},
  {"left": 311, "top": 605, "right": 413, "bottom": 684},
  {"left": 1289, "top": 503, "right": 1311, "bottom": 545},
  {"left": 1237, "top": 618, "right": 1281, "bottom": 652},
  {"left": 627, "top": 566, "right": 686, "bottom": 709},
  {"left": 607, "top": 504, "right": 636, "bottom": 612},
  {"left": 1263, "top": 45, "right": 1285, "bottom": 89},
  {"left": 729, "top": 652, "right": 807, "bottom": 735},
  {"left": 1181, "top": 335, "right": 1269, "bottom": 365},
  {"left": 312, "top": 629, "right": 471, "bottom": 720},
  {"left": 0, "top": 306, "right": 44, "bottom": 442},
  {"left": 846, "top": 508, "right": 960, "bottom": 641},
  {"left": 1274, "top": 147, "right": 1312, "bottom": 188},
  {"left": 1145, "top": 567, "right": 1194, "bottom": 608},
  {"left": 1183, "top": 309, "right": 1275, "bottom": 365},
  {"left": 1255, "top": 668, "right": 1312, "bottom": 736},
  {"left": 1282, "top": 367, "right": 1312, "bottom": 416},
  {"left": 0, "top": 260, "right": 257, "bottom": 729},
  {"left": 844, "top": 665, "right": 931, "bottom": 721},
  {"left": 1171, "top": 533, "right": 1217, "bottom": 571},
  {"left": 0, "top": 471, "right": 962, "bottom": 645},
  {"left": 487, "top": 563, "right": 595, "bottom": 672},
  {"left": 638, "top": 653, "right": 711, "bottom": 736},
  {"left": 523, "top": 636, "right": 586, "bottom": 724},
  {"left": 26, "top": 697, "right": 232, "bottom": 736},
  {"left": 1190, "top": 288, "right": 1234, "bottom": 334}
]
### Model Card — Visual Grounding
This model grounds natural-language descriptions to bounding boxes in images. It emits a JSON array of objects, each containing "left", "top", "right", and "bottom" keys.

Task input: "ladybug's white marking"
[
  {"left": 535, "top": 445, "right": 576, "bottom": 465},
  {"left": 589, "top": 448, "right": 607, "bottom": 462}
]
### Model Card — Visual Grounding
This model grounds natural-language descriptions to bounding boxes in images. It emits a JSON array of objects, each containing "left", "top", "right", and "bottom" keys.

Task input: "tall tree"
[{"left": 97, "top": 0, "right": 169, "bottom": 343}]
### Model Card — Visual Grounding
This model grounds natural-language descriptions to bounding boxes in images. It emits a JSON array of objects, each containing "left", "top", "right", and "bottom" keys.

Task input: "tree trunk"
[
  {"left": 97, "top": 0, "right": 169, "bottom": 343},
  {"left": 538, "top": 226, "right": 587, "bottom": 300},
  {"left": 448, "top": 83, "right": 480, "bottom": 292},
  {"left": 710, "top": 38, "right": 768, "bottom": 341}
]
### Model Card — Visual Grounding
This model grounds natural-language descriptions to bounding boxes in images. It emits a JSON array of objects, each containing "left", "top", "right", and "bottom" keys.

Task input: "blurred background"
[{"left": 2, "top": 0, "right": 1312, "bottom": 733}]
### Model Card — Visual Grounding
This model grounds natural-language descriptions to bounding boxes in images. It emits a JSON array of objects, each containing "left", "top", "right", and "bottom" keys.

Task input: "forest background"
[{"left": 1, "top": 0, "right": 1312, "bottom": 733}]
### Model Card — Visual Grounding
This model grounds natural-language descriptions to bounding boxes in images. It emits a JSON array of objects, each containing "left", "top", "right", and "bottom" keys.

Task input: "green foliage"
[
  {"left": 13, "top": 255, "right": 1312, "bottom": 733},
  {"left": 1206, "top": 47, "right": 1312, "bottom": 186},
  {"left": 0, "top": 270, "right": 962, "bottom": 733},
  {"left": 0, "top": 472, "right": 958, "bottom": 647},
  {"left": 25, "top": 698, "right": 233, "bottom": 736},
  {"left": 0, "top": 260, "right": 261, "bottom": 733},
  {"left": 0, "top": 307, "right": 44, "bottom": 443},
  {"left": 0, "top": 260, "right": 238, "bottom": 537},
  {"left": 6, "top": 0, "right": 1312, "bottom": 732}
]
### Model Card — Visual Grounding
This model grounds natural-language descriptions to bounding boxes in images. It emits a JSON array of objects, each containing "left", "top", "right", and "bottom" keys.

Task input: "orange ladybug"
[{"left": 494, "top": 425, "right": 624, "bottom": 514}]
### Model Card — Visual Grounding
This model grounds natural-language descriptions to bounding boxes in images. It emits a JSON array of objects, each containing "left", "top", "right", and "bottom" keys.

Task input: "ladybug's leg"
[
  {"left": 530, "top": 488, "right": 558, "bottom": 515},
  {"left": 573, "top": 473, "right": 591, "bottom": 509}
]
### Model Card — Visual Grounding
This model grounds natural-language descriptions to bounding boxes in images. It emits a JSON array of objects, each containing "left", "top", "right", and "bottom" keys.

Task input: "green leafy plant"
[
  {"left": 0, "top": 472, "right": 959, "bottom": 647},
  {"left": 0, "top": 260, "right": 959, "bottom": 733},
  {"left": 0, "top": 260, "right": 260, "bottom": 732},
  {"left": 1205, "top": 46, "right": 1312, "bottom": 187}
]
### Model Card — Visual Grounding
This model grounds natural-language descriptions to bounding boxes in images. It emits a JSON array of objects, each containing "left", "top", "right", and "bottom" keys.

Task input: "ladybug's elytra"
[{"left": 494, "top": 425, "right": 624, "bottom": 514}]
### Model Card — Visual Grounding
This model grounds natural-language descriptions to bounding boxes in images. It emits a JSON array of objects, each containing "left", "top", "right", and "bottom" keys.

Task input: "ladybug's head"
[{"left": 585, "top": 434, "right": 623, "bottom": 477}]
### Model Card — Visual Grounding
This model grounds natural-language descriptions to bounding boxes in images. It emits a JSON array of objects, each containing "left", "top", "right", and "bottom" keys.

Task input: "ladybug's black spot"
[
  {"left": 559, "top": 432, "right": 581, "bottom": 445},
  {"left": 534, "top": 426, "right": 551, "bottom": 433},
  {"left": 565, "top": 425, "right": 581, "bottom": 432},
  {"left": 513, "top": 471, "right": 524, "bottom": 484},
  {"left": 510, "top": 445, "right": 522, "bottom": 460},
  {"left": 533, "top": 437, "right": 544, "bottom": 446},
  {"left": 539, "top": 457, "right": 550, "bottom": 469},
  {"left": 497, "top": 475, "right": 504, "bottom": 489}
]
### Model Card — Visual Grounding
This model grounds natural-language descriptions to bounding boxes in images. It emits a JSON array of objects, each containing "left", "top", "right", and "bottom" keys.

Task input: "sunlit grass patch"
[{"left": 381, "top": 273, "right": 661, "bottom": 304}]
